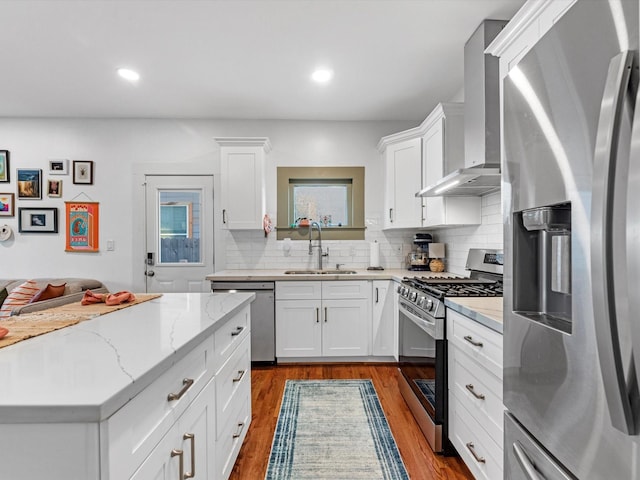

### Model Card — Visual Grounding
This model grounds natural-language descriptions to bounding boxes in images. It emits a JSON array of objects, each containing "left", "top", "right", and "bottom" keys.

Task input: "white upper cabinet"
[
  {"left": 378, "top": 130, "right": 423, "bottom": 230},
  {"left": 486, "top": 0, "right": 577, "bottom": 78},
  {"left": 421, "top": 103, "right": 481, "bottom": 227},
  {"left": 216, "top": 137, "right": 271, "bottom": 230}
]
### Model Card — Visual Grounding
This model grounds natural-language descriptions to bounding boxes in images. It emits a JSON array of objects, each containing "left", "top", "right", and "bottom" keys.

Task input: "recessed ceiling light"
[
  {"left": 117, "top": 68, "right": 140, "bottom": 82},
  {"left": 311, "top": 69, "right": 333, "bottom": 84}
]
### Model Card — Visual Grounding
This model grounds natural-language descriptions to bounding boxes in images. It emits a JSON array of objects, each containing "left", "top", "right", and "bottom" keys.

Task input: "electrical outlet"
[{"left": 107, "top": 240, "right": 115, "bottom": 251}]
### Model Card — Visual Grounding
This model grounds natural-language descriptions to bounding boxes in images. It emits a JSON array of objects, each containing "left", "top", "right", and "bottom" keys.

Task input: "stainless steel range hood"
[{"left": 417, "top": 20, "right": 506, "bottom": 198}]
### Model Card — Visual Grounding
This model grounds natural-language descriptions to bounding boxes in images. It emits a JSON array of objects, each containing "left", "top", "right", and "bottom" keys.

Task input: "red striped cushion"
[{"left": 0, "top": 280, "right": 40, "bottom": 319}]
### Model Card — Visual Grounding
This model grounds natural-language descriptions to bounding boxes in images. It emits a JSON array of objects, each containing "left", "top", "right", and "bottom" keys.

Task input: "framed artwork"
[
  {"left": 17, "top": 168, "right": 42, "bottom": 199},
  {"left": 0, "top": 150, "right": 8, "bottom": 183},
  {"left": 73, "top": 160, "right": 94, "bottom": 185},
  {"left": 0, "top": 193, "right": 15, "bottom": 217},
  {"left": 65, "top": 201, "right": 99, "bottom": 252},
  {"left": 18, "top": 207, "right": 58, "bottom": 233},
  {"left": 47, "top": 179, "right": 62, "bottom": 198},
  {"left": 49, "top": 159, "right": 69, "bottom": 175}
]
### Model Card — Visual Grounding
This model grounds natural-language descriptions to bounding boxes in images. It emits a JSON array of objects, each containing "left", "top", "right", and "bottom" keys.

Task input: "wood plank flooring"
[{"left": 229, "top": 363, "right": 473, "bottom": 480}]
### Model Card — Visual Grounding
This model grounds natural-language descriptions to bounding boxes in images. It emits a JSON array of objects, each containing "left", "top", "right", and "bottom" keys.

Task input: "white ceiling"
[{"left": 0, "top": 0, "right": 526, "bottom": 122}]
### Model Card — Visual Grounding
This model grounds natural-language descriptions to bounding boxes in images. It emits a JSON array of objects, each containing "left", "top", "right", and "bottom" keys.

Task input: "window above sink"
[{"left": 276, "top": 166, "right": 365, "bottom": 241}]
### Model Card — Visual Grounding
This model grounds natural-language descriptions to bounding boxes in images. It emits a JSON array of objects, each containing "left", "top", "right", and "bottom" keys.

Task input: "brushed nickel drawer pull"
[
  {"left": 167, "top": 378, "right": 194, "bottom": 402},
  {"left": 184, "top": 433, "right": 195, "bottom": 479},
  {"left": 231, "top": 326, "right": 244, "bottom": 336},
  {"left": 171, "top": 449, "right": 184, "bottom": 480},
  {"left": 466, "top": 384, "right": 486, "bottom": 400},
  {"left": 233, "top": 422, "right": 245, "bottom": 438},
  {"left": 464, "top": 335, "right": 483, "bottom": 347},
  {"left": 232, "top": 370, "right": 246, "bottom": 382},
  {"left": 466, "top": 442, "right": 486, "bottom": 463}
]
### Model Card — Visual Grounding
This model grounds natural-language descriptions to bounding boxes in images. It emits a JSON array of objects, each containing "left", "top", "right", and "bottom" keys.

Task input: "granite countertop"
[
  {"left": 206, "top": 268, "right": 459, "bottom": 282},
  {"left": 445, "top": 297, "right": 503, "bottom": 334},
  {"left": 0, "top": 292, "right": 254, "bottom": 424}
]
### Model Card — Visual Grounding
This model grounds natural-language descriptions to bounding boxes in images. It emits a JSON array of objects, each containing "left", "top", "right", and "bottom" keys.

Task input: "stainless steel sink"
[{"left": 284, "top": 269, "right": 357, "bottom": 275}]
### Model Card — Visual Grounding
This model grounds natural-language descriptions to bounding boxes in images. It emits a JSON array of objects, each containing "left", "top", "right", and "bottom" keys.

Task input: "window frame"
[{"left": 276, "top": 166, "right": 365, "bottom": 241}]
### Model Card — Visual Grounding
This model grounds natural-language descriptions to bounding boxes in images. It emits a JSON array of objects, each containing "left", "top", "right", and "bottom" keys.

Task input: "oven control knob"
[
  {"left": 418, "top": 296, "right": 426, "bottom": 308},
  {"left": 401, "top": 287, "right": 408, "bottom": 297},
  {"left": 410, "top": 291, "right": 417, "bottom": 302},
  {"left": 426, "top": 299, "right": 434, "bottom": 311}
]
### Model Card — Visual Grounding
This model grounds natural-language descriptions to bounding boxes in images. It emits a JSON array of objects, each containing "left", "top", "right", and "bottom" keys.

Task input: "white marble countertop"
[
  {"left": 0, "top": 292, "right": 254, "bottom": 424},
  {"left": 445, "top": 297, "right": 503, "bottom": 334},
  {"left": 206, "top": 268, "right": 460, "bottom": 282}
]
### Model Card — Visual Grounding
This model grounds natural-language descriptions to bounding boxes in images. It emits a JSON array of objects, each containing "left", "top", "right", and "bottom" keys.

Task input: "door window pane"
[{"left": 158, "top": 190, "right": 201, "bottom": 264}]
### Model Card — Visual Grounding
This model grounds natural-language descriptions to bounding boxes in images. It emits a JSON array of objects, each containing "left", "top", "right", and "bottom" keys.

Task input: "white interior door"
[{"left": 144, "top": 175, "right": 214, "bottom": 293}]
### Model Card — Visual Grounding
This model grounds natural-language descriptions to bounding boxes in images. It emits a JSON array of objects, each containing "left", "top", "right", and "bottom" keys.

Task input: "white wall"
[
  {"left": 0, "top": 118, "right": 416, "bottom": 290},
  {"left": 431, "top": 191, "right": 503, "bottom": 276}
]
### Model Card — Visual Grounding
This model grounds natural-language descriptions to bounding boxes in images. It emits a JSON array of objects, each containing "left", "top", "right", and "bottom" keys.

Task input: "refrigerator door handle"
[
  {"left": 628, "top": 55, "right": 640, "bottom": 425},
  {"left": 513, "top": 441, "right": 544, "bottom": 480},
  {"left": 591, "top": 50, "right": 636, "bottom": 435}
]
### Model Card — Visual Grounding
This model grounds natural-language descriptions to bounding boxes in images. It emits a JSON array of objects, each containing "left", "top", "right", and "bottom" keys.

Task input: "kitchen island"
[{"left": 0, "top": 292, "right": 254, "bottom": 480}]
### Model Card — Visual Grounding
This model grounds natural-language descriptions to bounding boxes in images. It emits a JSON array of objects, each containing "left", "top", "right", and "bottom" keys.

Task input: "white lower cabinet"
[
  {"left": 130, "top": 377, "right": 214, "bottom": 480},
  {"left": 276, "top": 281, "right": 371, "bottom": 358},
  {"left": 447, "top": 308, "right": 504, "bottom": 480},
  {"left": 371, "top": 280, "right": 398, "bottom": 358}
]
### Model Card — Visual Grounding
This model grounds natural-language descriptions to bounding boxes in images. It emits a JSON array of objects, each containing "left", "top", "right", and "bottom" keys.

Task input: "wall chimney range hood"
[{"left": 417, "top": 19, "right": 506, "bottom": 198}]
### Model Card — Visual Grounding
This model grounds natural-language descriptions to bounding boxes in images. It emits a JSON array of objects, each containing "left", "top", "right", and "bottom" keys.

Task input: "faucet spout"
[{"left": 309, "top": 221, "right": 324, "bottom": 270}]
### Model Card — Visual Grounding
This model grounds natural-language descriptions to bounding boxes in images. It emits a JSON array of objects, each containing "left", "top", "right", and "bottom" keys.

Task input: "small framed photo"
[
  {"left": 73, "top": 160, "right": 94, "bottom": 185},
  {"left": 48, "top": 179, "right": 62, "bottom": 197},
  {"left": 0, "top": 193, "right": 15, "bottom": 217},
  {"left": 18, "top": 207, "right": 58, "bottom": 233},
  {"left": 17, "top": 168, "right": 43, "bottom": 199},
  {"left": 49, "top": 159, "right": 69, "bottom": 175},
  {"left": 0, "top": 150, "right": 9, "bottom": 183}
]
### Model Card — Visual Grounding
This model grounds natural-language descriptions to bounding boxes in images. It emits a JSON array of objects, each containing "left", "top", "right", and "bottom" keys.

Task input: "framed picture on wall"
[
  {"left": 49, "top": 159, "right": 69, "bottom": 175},
  {"left": 65, "top": 201, "right": 99, "bottom": 252},
  {"left": 48, "top": 179, "right": 62, "bottom": 198},
  {"left": 73, "top": 160, "right": 94, "bottom": 185},
  {"left": 18, "top": 207, "right": 58, "bottom": 233},
  {"left": 0, "top": 151, "right": 9, "bottom": 183},
  {"left": 17, "top": 168, "right": 42, "bottom": 199},
  {"left": 0, "top": 193, "right": 15, "bottom": 217}
]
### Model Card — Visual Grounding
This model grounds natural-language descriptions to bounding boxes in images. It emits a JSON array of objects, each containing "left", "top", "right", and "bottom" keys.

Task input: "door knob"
[{"left": 145, "top": 270, "right": 155, "bottom": 277}]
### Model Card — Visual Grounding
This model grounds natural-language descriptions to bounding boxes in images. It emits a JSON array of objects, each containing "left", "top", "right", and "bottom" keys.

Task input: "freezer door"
[{"left": 504, "top": 413, "right": 574, "bottom": 480}]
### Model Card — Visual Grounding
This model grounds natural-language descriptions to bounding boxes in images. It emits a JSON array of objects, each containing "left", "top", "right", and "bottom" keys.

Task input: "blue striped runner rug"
[{"left": 265, "top": 379, "right": 410, "bottom": 480}]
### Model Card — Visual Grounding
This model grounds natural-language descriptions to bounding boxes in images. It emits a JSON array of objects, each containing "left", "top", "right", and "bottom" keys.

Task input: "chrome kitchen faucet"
[{"left": 308, "top": 221, "right": 328, "bottom": 270}]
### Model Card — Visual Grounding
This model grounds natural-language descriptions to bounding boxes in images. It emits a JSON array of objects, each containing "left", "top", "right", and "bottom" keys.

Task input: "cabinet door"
[
  {"left": 384, "top": 138, "right": 423, "bottom": 229},
  {"left": 322, "top": 298, "right": 370, "bottom": 356},
  {"left": 130, "top": 378, "right": 214, "bottom": 480},
  {"left": 423, "top": 118, "right": 446, "bottom": 226},
  {"left": 371, "top": 280, "right": 397, "bottom": 358},
  {"left": 275, "top": 299, "right": 322, "bottom": 357},
  {"left": 220, "top": 145, "right": 266, "bottom": 230}
]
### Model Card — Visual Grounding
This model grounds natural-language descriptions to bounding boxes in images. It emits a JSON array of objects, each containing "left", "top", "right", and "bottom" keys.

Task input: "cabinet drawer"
[
  {"left": 321, "top": 280, "right": 370, "bottom": 299},
  {"left": 450, "top": 395, "right": 503, "bottom": 480},
  {"left": 448, "top": 309, "right": 503, "bottom": 378},
  {"left": 276, "top": 281, "right": 322, "bottom": 300},
  {"left": 216, "top": 386, "right": 251, "bottom": 480},
  {"left": 103, "top": 336, "right": 213, "bottom": 480},
  {"left": 213, "top": 305, "right": 250, "bottom": 373},
  {"left": 451, "top": 346, "right": 504, "bottom": 445},
  {"left": 216, "top": 334, "right": 251, "bottom": 438}
]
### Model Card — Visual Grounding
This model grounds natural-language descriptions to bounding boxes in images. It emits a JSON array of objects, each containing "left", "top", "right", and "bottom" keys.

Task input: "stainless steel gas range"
[{"left": 397, "top": 248, "right": 503, "bottom": 454}]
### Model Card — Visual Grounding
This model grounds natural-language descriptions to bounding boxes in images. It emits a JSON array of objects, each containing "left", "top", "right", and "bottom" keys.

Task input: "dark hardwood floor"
[{"left": 229, "top": 363, "right": 473, "bottom": 480}]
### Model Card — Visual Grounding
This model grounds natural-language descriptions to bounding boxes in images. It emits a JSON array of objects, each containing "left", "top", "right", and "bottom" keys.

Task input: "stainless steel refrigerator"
[{"left": 503, "top": 0, "right": 640, "bottom": 478}]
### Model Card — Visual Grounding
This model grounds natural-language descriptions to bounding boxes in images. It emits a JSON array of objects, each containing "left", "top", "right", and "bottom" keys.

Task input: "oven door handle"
[{"left": 399, "top": 299, "right": 439, "bottom": 339}]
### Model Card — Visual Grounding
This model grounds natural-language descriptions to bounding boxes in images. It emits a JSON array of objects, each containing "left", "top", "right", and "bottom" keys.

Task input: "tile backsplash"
[{"left": 220, "top": 191, "right": 503, "bottom": 274}]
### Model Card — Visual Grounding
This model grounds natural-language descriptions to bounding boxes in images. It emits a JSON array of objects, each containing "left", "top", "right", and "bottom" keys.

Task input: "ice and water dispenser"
[{"left": 513, "top": 203, "right": 572, "bottom": 334}]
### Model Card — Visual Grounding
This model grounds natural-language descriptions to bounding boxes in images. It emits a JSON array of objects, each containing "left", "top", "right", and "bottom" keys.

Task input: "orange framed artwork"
[{"left": 65, "top": 201, "right": 99, "bottom": 252}]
